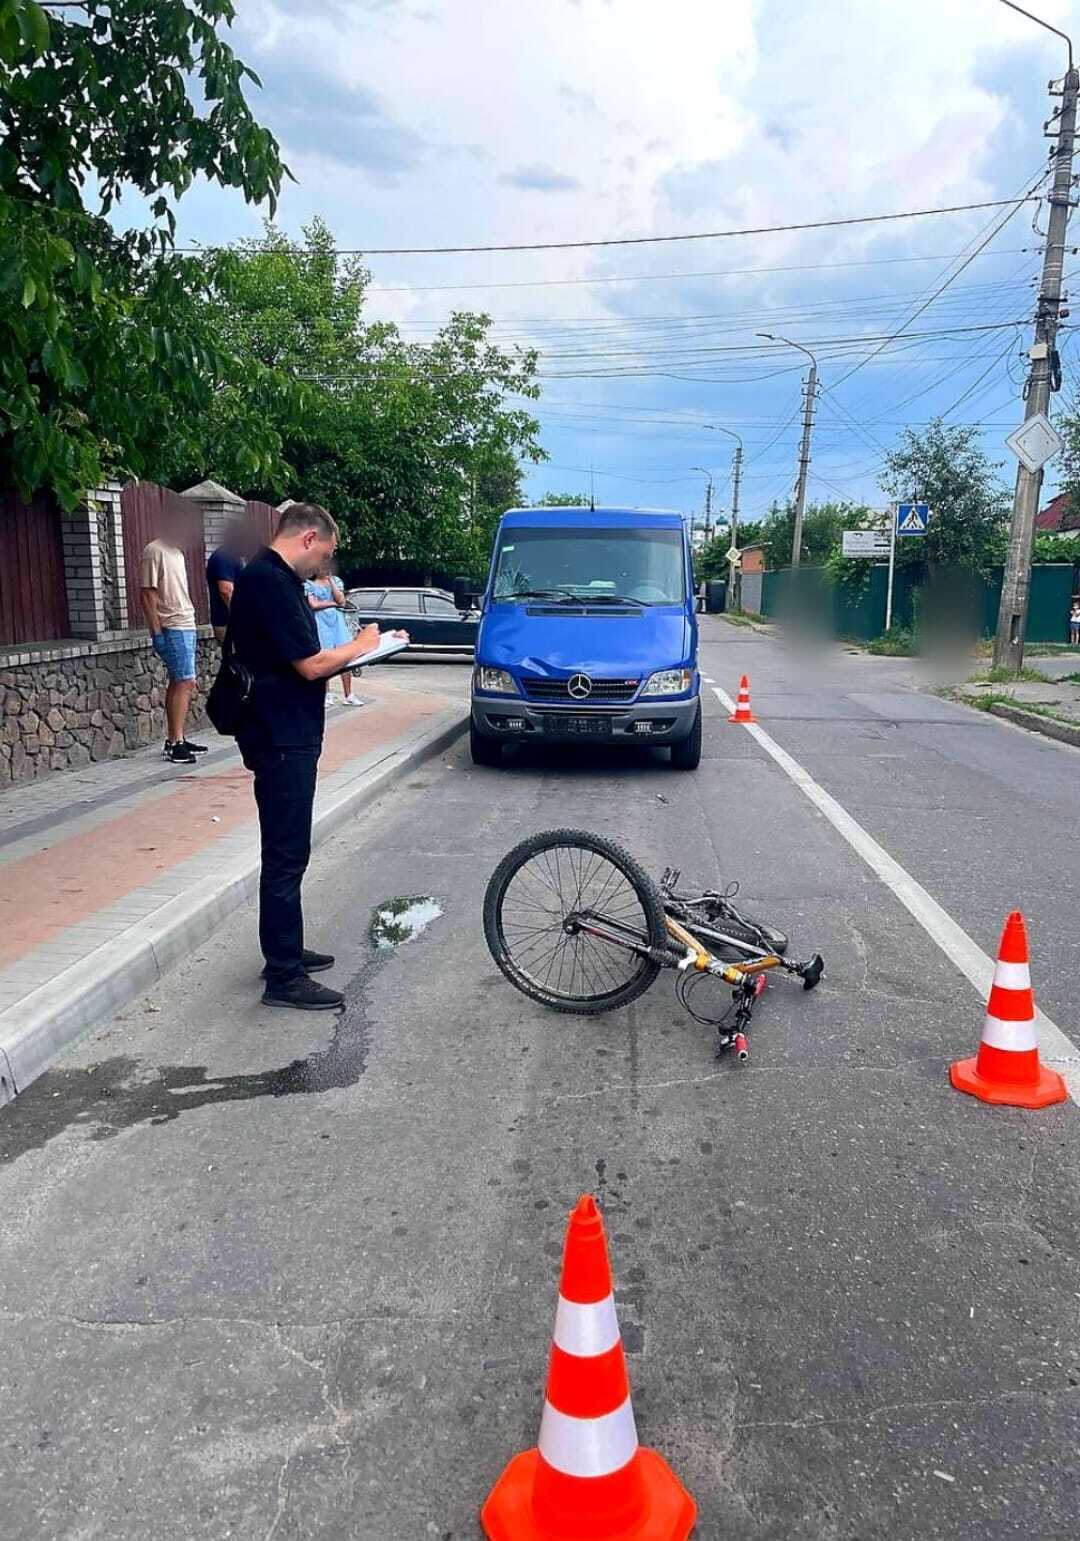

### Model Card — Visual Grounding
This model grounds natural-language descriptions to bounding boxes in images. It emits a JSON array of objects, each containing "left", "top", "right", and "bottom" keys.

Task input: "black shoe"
[
  {"left": 262, "top": 976, "right": 345, "bottom": 1012},
  {"left": 165, "top": 741, "right": 197, "bottom": 765},
  {"left": 260, "top": 949, "right": 335, "bottom": 979},
  {"left": 180, "top": 738, "right": 209, "bottom": 754}
]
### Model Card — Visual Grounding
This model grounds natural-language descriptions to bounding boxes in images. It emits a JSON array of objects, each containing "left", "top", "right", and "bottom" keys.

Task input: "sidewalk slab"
[{"left": 0, "top": 690, "right": 467, "bottom": 1098}]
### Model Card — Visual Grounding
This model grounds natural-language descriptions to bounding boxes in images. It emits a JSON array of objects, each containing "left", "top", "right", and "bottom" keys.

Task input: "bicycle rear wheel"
[{"left": 484, "top": 829, "right": 666, "bottom": 1014}]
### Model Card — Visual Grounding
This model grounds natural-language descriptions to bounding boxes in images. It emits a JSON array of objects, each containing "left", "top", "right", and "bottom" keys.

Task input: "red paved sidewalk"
[
  {"left": 0, "top": 680, "right": 447, "bottom": 969},
  {"left": 0, "top": 678, "right": 467, "bottom": 1097}
]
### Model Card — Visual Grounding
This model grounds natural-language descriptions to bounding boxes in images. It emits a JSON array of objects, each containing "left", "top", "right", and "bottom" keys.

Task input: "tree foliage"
[
  {"left": 880, "top": 420, "right": 1009, "bottom": 576},
  {"left": 532, "top": 491, "right": 590, "bottom": 507},
  {"left": 182, "top": 222, "right": 544, "bottom": 578},
  {"left": 0, "top": 0, "right": 288, "bottom": 504}
]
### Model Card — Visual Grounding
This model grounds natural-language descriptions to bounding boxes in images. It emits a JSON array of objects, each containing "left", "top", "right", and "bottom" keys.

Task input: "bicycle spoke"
[{"left": 498, "top": 841, "right": 653, "bottom": 1001}]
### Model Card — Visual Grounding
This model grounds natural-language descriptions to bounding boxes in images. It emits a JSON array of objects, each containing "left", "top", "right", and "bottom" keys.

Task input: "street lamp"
[{"left": 757, "top": 332, "right": 819, "bottom": 567}]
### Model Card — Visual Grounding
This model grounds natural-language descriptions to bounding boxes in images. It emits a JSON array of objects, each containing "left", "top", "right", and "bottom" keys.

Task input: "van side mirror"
[{"left": 453, "top": 575, "right": 483, "bottom": 611}]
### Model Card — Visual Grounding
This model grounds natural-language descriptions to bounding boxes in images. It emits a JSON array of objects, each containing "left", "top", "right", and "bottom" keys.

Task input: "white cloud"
[{"left": 199, "top": 0, "right": 1078, "bottom": 509}]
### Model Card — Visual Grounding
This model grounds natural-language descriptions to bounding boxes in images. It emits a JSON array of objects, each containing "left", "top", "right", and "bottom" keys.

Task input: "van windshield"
[{"left": 492, "top": 526, "right": 685, "bottom": 605}]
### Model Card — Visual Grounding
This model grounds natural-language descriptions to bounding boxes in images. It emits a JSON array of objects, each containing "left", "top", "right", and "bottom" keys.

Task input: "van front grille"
[{"left": 521, "top": 677, "right": 639, "bottom": 704}]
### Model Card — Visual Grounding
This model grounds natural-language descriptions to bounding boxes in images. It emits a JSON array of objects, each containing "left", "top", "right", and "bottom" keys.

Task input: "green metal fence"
[{"left": 759, "top": 564, "right": 1077, "bottom": 644}]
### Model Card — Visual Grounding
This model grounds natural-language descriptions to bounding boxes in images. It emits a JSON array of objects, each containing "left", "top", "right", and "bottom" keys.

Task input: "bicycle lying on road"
[{"left": 484, "top": 829, "right": 824, "bottom": 1060}]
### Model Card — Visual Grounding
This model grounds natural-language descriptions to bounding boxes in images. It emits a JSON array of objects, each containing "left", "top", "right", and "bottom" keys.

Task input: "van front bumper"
[{"left": 471, "top": 693, "right": 699, "bottom": 746}]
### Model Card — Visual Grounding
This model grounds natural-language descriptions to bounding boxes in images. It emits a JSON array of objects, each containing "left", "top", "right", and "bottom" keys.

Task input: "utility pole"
[
  {"left": 691, "top": 467, "right": 714, "bottom": 545},
  {"left": 757, "top": 334, "right": 818, "bottom": 566},
  {"left": 730, "top": 444, "right": 743, "bottom": 551},
  {"left": 994, "top": 15, "right": 1077, "bottom": 669},
  {"left": 791, "top": 361, "right": 819, "bottom": 568}
]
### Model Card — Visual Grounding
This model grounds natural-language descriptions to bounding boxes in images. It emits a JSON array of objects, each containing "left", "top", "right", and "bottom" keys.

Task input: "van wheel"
[
  {"left": 670, "top": 702, "right": 702, "bottom": 770},
  {"left": 470, "top": 722, "right": 503, "bottom": 766}
]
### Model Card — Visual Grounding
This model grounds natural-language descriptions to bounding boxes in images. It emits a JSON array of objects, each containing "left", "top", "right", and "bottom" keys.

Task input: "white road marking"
[
  {"left": 711, "top": 685, "right": 1079, "bottom": 1103},
  {"left": 704, "top": 675, "right": 716, "bottom": 684}
]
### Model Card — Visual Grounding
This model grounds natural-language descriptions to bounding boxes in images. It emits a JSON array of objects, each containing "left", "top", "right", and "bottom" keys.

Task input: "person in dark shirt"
[
  {"left": 206, "top": 520, "right": 255, "bottom": 643},
  {"left": 228, "top": 503, "right": 403, "bottom": 1011}
]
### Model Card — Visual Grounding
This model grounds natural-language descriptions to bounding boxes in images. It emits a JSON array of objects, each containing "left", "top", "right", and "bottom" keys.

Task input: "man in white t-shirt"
[{"left": 139, "top": 511, "right": 207, "bottom": 766}]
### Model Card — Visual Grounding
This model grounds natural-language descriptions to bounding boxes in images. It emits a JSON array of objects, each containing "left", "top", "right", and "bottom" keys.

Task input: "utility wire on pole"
[
  {"left": 759, "top": 334, "right": 819, "bottom": 565},
  {"left": 994, "top": 7, "right": 1078, "bottom": 669}
]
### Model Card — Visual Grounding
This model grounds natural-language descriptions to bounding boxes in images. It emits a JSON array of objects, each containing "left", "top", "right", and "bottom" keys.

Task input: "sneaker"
[
  {"left": 262, "top": 976, "right": 345, "bottom": 1012},
  {"left": 260, "top": 949, "right": 335, "bottom": 979},
  {"left": 165, "top": 742, "right": 197, "bottom": 765},
  {"left": 342, "top": 697, "right": 362, "bottom": 708},
  {"left": 180, "top": 738, "right": 210, "bottom": 754}
]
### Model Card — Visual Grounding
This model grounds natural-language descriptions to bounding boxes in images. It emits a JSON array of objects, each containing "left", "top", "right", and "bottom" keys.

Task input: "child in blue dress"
[{"left": 305, "top": 565, "right": 360, "bottom": 706}]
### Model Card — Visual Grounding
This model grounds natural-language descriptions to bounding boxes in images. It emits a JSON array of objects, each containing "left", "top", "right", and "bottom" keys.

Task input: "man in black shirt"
[{"left": 228, "top": 503, "right": 394, "bottom": 1010}]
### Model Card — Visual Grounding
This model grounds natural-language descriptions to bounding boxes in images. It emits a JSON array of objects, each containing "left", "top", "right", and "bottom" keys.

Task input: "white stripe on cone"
[
  {"left": 553, "top": 1293, "right": 620, "bottom": 1358},
  {"left": 982, "top": 1012, "right": 1039, "bottom": 1054},
  {"left": 538, "top": 1396, "right": 639, "bottom": 1478},
  {"left": 993, "top": 960, "right": 1031, "bottom": 991}
]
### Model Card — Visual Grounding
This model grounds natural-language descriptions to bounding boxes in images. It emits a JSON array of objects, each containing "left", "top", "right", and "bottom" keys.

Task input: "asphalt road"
[{"left": 1, "top": 621, "right": 1078, "bottom": 1539}]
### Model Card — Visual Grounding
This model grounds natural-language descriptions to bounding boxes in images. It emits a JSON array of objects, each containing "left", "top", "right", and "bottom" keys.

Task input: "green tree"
[
  {"left": 533, "top": 491, "right": 590, "bottom": 507},
  {"left": 880, "top": 420, "right": 1009, "bottom": 576},
  {"left": 186, "top": 223, "right": 544, "bottom": 578},
  {"left": 0, "top": 0, "right": 288, "bottom": 503},
  {"left": 746, "top": 500, "right": 868, "bottom": 568}
]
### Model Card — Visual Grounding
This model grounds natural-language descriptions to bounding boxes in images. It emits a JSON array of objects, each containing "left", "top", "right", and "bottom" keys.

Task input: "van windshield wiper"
[
  {"left": 498, "top": 589, "right": 579, "bottom": 602},
  {"left": 578, "top": 593, "right": 655, "bottom": 607}
]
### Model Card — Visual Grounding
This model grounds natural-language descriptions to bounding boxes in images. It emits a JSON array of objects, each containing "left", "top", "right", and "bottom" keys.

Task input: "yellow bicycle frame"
[{"left": 663, "top": 914, "right": 782, "bottom": 982}]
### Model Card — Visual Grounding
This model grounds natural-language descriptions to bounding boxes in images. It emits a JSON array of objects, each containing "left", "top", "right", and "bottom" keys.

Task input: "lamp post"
[{"left": 757, "top": 333, "right": 819, "bottom": 567}]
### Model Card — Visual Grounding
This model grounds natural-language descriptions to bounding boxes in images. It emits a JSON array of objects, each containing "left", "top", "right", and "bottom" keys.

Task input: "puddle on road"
[
  {"left": 370, "top": 895, "right": 443, "bottom": 950},
  {"left": 0, "top": 897, "right": 446, "bottom": 1163}
]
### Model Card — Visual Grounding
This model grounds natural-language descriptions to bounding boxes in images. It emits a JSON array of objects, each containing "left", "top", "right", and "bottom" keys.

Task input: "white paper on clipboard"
[{"left": 343, "top": 631, "right": 409, "bottom": 672}]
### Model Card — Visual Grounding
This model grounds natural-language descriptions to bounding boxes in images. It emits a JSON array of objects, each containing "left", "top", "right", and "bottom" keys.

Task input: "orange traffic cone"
[
  {"left": 728, "top": 675, "right": 756, "bottom": 723},
  {"left": 481, "top": 1194, "right": 696, "bottom": 1540},
  {"left": 949, "top": 911, "right": 1067, "bottom": 1109}
]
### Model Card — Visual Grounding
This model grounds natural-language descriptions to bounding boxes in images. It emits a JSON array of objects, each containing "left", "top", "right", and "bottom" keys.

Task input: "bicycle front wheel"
[{"left": 483, "top": 829, "right": 667, "bottom": 1014}]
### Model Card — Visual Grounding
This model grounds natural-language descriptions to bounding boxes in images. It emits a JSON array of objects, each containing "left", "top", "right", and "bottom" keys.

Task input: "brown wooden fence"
[
  {"left": 0, "top": 488, "right": 70, "bottom": 646},
  {"left": 245, "top": 499, "right": 279, "bottom": 546},
  {"left": 121, "top": 480, "right": 209, "bottom": 628}
]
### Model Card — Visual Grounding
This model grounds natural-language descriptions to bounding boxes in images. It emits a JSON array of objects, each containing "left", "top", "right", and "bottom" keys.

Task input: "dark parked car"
[{"left": 344, "top": 586, "right": 479, "bottom": 652}]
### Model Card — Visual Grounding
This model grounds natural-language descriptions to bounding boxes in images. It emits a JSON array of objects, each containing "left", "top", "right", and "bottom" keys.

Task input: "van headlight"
[
  {"left": 641, "top": 668, "right": 693, "bottom": 697},
  {"left": 475, "top": 666, "right": 519, "bottom": 695}
]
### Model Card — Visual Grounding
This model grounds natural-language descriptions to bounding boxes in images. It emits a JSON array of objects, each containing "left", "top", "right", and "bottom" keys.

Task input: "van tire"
[
  {"left": 670, "top": 701, "right": 702, "bottom": 770},
  {"left": 470, "top": 721, "right": 503, "bottom": 766}
]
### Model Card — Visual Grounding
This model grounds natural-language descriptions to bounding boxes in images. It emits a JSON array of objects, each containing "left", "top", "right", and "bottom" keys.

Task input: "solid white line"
[{"left": 711, "top": 685, "right": 1079, "bottom": 1102}]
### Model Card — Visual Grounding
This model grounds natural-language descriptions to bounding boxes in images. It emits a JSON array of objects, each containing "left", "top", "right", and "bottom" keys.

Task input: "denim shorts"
[{"left": 153, "top": 627, "right": 197, "bottom": 683}]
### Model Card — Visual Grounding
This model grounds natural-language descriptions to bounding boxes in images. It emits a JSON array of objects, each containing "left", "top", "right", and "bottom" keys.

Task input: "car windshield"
[{"left": 492, "top": 526, "right": 685, "bottom": 605}]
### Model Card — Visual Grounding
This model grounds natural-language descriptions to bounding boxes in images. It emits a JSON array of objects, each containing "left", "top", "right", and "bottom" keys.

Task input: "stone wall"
[{"left": 0, "top": 631, "right": 218, "bottom": 784}]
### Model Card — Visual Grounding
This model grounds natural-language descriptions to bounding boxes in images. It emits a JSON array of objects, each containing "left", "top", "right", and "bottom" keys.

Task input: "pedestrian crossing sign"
[{"left": 896, "top": 502, "right": 929, "bottom": 536}]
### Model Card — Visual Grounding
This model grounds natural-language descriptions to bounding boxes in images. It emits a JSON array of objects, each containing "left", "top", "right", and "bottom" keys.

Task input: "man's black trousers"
[{"left": 245, "top": 746, "right": 320, "bottom": 986}]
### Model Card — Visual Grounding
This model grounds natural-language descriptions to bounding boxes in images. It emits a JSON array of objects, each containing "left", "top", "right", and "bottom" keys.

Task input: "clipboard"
[{"left": 334, "top": 630, "right": 409, "bottom": 675}]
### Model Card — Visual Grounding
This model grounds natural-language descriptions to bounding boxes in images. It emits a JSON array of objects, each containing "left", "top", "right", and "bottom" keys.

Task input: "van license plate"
[{"left": 544, "top": 715, "right": 612, "bottom": 737}]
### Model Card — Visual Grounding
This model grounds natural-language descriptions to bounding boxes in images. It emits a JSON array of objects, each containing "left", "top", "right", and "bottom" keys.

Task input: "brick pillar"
[
  {"left": 60, "top": 480, "right": 124, "bottom": 640},
  {"left": 180, "top": 478, "right": 246, "bottom": 554}
]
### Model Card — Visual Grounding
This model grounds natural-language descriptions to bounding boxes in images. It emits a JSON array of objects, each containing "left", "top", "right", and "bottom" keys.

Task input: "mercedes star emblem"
[{"left": 568, "top": 673, "right": 593, "bottom": 699}]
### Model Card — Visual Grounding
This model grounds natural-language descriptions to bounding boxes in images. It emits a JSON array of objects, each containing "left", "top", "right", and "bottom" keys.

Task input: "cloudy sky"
[{"left": 169, "top": 0, "right": 1077, "bottom": 521}]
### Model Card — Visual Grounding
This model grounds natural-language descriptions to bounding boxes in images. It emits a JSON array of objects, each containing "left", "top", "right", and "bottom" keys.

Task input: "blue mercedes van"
[{"left": 470, "top": 507, "right": 701, "bottom": 769}]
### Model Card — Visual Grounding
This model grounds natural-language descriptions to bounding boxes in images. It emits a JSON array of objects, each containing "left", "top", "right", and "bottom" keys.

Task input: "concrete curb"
[
  {"left": 988, "top": 700, "right": 1080, "bottom": 749},
  {"left": 0, "top": 707, "right": 467, "bottom": 1098}
]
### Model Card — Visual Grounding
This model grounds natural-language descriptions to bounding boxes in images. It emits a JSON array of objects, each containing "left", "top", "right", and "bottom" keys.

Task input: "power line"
[
  {"left": 829, "top": 171, "right": 1046, "bottom": 389},
  {"left": 365, "top": 247, "right": 1034, "bottom": 295},
  {"left": 181, "top": 198, "right": 1038, "bottom": 259}
]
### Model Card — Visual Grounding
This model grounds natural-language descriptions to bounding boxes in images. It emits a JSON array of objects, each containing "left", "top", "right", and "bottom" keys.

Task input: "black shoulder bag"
[{"left": 206, "top": 634, "right": 256, "bottom": 738}]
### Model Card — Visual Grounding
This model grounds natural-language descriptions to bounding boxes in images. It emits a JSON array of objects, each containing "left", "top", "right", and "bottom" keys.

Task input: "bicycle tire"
[
  {"left": 705, "top": 912, "right": 788, "bottom": 958},
  {"left": 484, "top": 828, "right": 667, "bottom": 1015}
]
